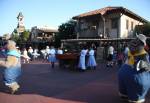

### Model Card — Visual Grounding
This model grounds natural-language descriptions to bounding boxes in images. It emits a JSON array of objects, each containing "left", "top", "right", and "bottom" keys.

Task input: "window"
[
  {"left": 80, "top": 23, "right": 88, "bottom": 30},
  {"left": 126, "top": 20, "right": 129, "bottom": 30},
  {"left": 111, "top": 18, "right": 118, "bottom": 29},
  {"left": 131, "top": 21, "right": 134, "bottom": 30}
]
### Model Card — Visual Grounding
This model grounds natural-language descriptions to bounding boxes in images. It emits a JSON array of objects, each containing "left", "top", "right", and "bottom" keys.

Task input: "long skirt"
[
  {"left": 48, "top": 54, "right": 56, "bottom": 62},
  {"left": 78, "top": 56, "right": 86, "bottom": 70},
  {"left": 87, "top": 55, "right": 97, "bottom": 67}
]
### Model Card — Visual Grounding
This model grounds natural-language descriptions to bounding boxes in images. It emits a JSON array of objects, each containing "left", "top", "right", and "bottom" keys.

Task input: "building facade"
[
  {"left": 73, "top": 7, "right": 148, "bottom": 39},
  {"left": 30, "top": 26, "right": 58, "bottom": 43}
]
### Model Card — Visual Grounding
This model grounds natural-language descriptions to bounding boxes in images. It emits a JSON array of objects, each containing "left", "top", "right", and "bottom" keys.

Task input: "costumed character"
[
  {"left": 118, "top": 34, "right": 150, "bottom": 103},
  {"left": 0, "top": 40, "right": 21, "bottom": 94}
]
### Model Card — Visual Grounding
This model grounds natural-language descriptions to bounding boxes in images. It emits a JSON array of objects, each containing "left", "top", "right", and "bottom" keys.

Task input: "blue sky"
[{"left": 0, "top": 0, "right": 150, "bottom": 36}]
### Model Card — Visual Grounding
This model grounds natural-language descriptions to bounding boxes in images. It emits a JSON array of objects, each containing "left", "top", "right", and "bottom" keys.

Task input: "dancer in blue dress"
[
  {"left": 78, "top": 47, "right": 88, "bottom": 71},
  {"left": 87, "top": 48, "right": 97, "bottom": 69},
  {"left": 48, "top": 46, "right": 56, "bottom": 68}
]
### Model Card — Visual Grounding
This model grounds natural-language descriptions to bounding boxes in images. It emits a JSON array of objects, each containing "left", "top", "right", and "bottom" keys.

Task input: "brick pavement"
[{"left": 0, "top": 61, "right": 150, "bottom": 103}]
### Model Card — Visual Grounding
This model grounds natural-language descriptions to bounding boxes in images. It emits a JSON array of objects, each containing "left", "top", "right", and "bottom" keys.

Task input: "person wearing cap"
[
  {"left": 0, "top": 40, "right": 21, "bottom": 94},
  {"left": 118, "top": 34, "right": 150, "bottom": 103}
]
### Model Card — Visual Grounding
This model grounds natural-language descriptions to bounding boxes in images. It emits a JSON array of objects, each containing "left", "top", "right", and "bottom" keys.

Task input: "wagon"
[{"left": 56, "top": 53, "right": 79, "bottom": 70}]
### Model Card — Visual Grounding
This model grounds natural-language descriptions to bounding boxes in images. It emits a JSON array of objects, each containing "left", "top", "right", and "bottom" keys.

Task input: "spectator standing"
[
  {"left": 21, "top": 48, "right": 30, "bottom": 63},
  {"left": 107, "top": 44, "right": 114, "bottom": 67},
  {"left": 28, "top": 46, "right": 33, "bottom": 60}
]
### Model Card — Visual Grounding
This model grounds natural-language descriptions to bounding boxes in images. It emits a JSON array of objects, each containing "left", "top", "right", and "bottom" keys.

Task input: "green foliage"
[
  {"left": 11, "top": 29, "right": 30, "bottom": 44},
  {"left": 58, "top": 19, "right": 77, "bottom": 39},
  {"left": 21, "top": 30, "right": 30, "bottom": 42},
  {"left": 54, "top": 19, "right": 77, "bottom": 47},
  {"left": 11, "top": 32, "right": 19, "bottom": 43},
  {"left": 134, "top": 22, "right": 150, "bottom": 37}
]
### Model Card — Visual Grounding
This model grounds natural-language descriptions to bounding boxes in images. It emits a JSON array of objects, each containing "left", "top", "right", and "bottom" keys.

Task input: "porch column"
[
  {"left": 76, "top": 20, "right": 80, "bottom": 39},
  {"left": 101, "top": 15, "right": 106, "bottom": 38}
]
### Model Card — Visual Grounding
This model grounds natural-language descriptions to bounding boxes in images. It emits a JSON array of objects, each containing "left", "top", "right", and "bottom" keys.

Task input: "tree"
[
  {"left": 11, "top": 29, "right": 19, "bottom": 42},
  {"left": 20, "top": 30, "right": 30, "bottom": 42},
  {"left": 11, "top": 32, "right": 19, "bottom": 43},
  {"left": 54, "top": 19, "right": 77, "bottom": 47},
  {"left": 11, "top": 29, "right": 30, "bottom": 45}
]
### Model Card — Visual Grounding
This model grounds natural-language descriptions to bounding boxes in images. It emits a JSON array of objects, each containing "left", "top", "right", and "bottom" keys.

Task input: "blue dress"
[
  {"left": 78, "top": 49, "right": 88, "bottom": 70},
  {"left": 48, "top": 49, "right": 56, "bottom": 62},
  {"left": 87, "top": 49, "right": 97, "bottom": 67},
  {"left": 4, "top": 50, "right": 21, "bottom": 85}
]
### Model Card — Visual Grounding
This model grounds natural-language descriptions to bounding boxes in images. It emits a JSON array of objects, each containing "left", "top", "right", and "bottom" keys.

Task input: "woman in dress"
[
  {"left": 48, "top": 46, "right": 56, "bottom": 68},
  {"left": 87, "top": 47, "right": 97, "bottom": 69},
  {"left": 78, "top": 47, "right": 88, "bottom": 71}
]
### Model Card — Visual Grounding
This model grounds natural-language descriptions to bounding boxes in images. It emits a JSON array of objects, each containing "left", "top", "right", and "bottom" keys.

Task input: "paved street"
[{"left": 0, "top": 61, "right": 150, "bottom": 103}]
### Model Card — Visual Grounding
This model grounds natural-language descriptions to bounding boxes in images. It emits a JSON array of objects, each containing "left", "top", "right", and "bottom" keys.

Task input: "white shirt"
[
  {"left": 28, "top": 48, "right": 33, "bottom": 54},
  {"left": 108, "top": 46, "right": 114, "bottom": 55},
  {"left": 45, "top": 48, "right": 50, "bottom": 54},
  {"left": 57, "top": 50, "right": 63, "bottom": 54}
]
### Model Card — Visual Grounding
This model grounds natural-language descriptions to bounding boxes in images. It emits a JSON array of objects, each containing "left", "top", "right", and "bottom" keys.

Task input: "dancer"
[
  {"left": 87, "top": 47, "right": 97, "bottom": 69},
  {"left": 48, "top": 46, "right": 56, "bottom": 68},
  {"left": 78, "top": 47, "right": 88, "bottom": 71}
]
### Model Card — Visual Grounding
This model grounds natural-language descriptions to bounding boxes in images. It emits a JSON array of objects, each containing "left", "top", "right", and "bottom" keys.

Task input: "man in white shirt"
[{"left": 107, "top": 45, "right": 114, "bottom": 67}]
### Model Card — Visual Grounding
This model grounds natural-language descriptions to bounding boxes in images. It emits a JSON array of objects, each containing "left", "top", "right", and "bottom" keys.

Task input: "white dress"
[{"left": 78, "top": 49, "right": 88, "bottom": 70}]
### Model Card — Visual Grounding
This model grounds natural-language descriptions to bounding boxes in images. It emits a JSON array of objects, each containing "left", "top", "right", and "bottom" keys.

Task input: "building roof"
[
  {"left": 32, "top": 26, "right": 58, "bottom": 33},
  {"left": 73, "top": 6, "right": 148, "bottom": 23}
]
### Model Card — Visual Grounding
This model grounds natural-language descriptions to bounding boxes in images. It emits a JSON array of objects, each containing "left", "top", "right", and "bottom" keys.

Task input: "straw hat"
[{"left": 136, "top": 34, "right": 147, "bottom": 46}]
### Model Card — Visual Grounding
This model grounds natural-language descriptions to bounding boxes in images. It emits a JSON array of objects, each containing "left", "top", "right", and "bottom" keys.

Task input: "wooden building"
[
  {"left": 30, "top": 26, "right": 58, "bottom": 49},
  {"left": 62, "top": 7, "right": 149, "bottom": 60},
  {"left": 73, "top": 6, "right": 148, "bottom": 39}
]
